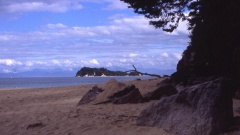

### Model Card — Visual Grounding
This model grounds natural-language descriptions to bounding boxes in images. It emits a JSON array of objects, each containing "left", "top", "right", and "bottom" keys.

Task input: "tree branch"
[{"left": 125, "top": 65, "right": 162, "bottom": 78}]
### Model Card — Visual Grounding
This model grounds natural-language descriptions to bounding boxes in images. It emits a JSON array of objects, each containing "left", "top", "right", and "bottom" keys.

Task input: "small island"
[{"left": 75, "top": 67, "right": 142, "bottom": 77}]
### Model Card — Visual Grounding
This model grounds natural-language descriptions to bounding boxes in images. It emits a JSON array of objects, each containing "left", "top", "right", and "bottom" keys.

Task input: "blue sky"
[{"left": 0, "top": 0, "right": 189, "bottom": 77}]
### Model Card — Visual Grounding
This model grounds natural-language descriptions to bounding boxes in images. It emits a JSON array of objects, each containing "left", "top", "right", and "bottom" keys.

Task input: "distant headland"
[{"left": 75, "top": 67, "right": 142, "bottom": 77}]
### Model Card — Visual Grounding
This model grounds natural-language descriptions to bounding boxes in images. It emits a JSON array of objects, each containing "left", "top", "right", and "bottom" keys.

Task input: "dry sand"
[
  {"left": 0, "top": 78, "right": 173, "bottom": 135},
  {"left": 1, "top": 78, "right": 240, "bottom": 135}
]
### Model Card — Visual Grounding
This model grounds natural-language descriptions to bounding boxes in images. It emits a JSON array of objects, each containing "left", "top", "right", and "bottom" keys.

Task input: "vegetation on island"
[{"left": 75, "top": 67, "right": 141, "bottom": 77}]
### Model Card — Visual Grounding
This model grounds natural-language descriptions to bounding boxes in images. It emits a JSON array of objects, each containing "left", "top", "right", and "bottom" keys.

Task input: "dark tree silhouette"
[
  {"left": 120, "top": 0, "right": 198, "bottom": 32},
  {"left": 121, "top": 0, "right": 240, "bottom": 82}
]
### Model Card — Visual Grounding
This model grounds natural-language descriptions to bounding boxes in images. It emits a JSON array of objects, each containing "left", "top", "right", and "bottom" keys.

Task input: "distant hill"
[{"left": 75, "top": 67, "right": 141, "bottom": 77}]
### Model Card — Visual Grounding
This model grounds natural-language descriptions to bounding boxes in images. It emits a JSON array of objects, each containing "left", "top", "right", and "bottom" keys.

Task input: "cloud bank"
[
  {"left": 0, "top": 15, "right": 189, "bottom": 74},
  {"left": 0, "top": 1, "right": 189, "bottom": 76},
  {"left": 0, "top": 0, "right": 83, "bottom": 13},
  {"left": 0, "top": 0, "right": 128, "bottom": 14}
]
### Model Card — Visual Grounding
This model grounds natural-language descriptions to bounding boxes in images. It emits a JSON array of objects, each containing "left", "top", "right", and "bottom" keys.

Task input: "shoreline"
[
  {"left": 0, "top": 76, "right": 155, "bottom": 90},
  {"left": 0, "top": 84, "right": 91, "bottom": 91},
  {"left": 0, "top": 78, "right": 173, "bottom": 135},
  {"left": 1, "top": 78, "right": 240, "bottom": 135}
]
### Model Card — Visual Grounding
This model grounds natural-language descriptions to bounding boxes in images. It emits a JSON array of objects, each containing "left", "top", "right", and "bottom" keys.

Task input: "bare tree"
[{"left": 126, "top": 65, "right": 162, "bottom": 78}]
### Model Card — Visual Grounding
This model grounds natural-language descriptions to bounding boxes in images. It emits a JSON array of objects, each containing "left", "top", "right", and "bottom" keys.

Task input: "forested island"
[{"left": 75, "top": 67, "right": 141, "bottom": 77}]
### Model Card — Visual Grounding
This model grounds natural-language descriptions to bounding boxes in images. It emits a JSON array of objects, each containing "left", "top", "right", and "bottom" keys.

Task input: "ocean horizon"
[{"left": 0, "top": 76, "right": 155, "bottom": 89}]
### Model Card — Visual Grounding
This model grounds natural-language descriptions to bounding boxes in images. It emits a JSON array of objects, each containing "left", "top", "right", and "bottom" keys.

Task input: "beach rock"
[
  {"left": 155, "top": 78, "right": 173, "bottom": 87},
  {"left": 92, "top": 79, "right": 127, "bottom": 104},
  {"left": 143, "top": 78, "right": 177, "bottom": 101},
  {"left": 175, "top": 82, "right": 186, "bottom": 93},
  {"left": 26, "top": 122, "right": 45, "bottom": 130},
  {"left": 77, "top": 86, "right": 104, "bottom": 105},
  {"left": 137, "top": 78, "right": 235, "bottom": 135},
  {"left": 108, "top": 85, "right": 143, "bottom": 104}
]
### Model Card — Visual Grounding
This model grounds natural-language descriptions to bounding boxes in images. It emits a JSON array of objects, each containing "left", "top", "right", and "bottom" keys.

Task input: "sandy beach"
[
  {"left": 0, "top": 78, "right": 174, "bottom": 135},
  {"left": 1, "top": 78, "right": 240, "bottom": 135}
]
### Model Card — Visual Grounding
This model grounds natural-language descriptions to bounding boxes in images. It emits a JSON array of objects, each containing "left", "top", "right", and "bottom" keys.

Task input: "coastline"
[
  {"left": 0, "top": 76, "right": 155, "bottom": 89},
  {"left": 1, "top": 78, "right": 239, "bottom": 135},
  {"left": 0, "top": 78, "right": 173, "bottom": 135}
]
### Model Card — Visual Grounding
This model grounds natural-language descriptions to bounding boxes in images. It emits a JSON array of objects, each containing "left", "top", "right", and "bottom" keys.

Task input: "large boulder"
[
  {"left": 77, "top": 86, "right": 104, "bottom": 105},
  {"left": 108, "top": 85, "right": 143, "bottom": 104},
  {"left": 137, "top": 78, "right": 236, "bottom": 135},
  {"left": 92, "top": 79, "right": 126, "bottom": 104},
  {"left": 143, "top": 78, "right": 177, "bottom": 101}
]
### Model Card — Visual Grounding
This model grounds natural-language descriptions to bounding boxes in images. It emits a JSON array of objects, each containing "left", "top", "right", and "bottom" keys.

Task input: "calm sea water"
[{"left": 0, "top": 76, "right": 154, "bottom": 89}]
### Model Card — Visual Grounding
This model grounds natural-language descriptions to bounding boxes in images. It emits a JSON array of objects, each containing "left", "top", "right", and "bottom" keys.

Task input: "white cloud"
[
  {"left": 0, "top": 59, "right": 22, "bottom": 66},
  {"left": 103, "top": 0, "right": 129, "bottom": 10},
  {"left": 119, "top": 59, "right": 127, "bottom": 63},
  {"left": 36, "top": 61, "right": 47, "bottom": 65},
  {"left": 0, "top": 35, "right": 11, "bottom": 41},
  {"left": 161, "top": 53, "right": 169, "bottom": 58},
  {"left": 166, "top": 21, "right": 189, "bottom": 35},
  {"left": 0, "top": 50, "right": 183, "bottom": 74},
  {"left": 26, "top": 61, "right": 33, "bottom": 67},
  {"left": 129, "top": 53, "right": 138, "bottom": 57},
  {"left": 106, "top": 62, "right": 112, "bottom": 67},
  {"left": 63, "top": 60, "right": 73, "bottom": 65},
  {"left": 0, "top": 0, "right": 83, "bottom": 13},
  {"left": 88, "top": 38, "right": 113, "bottom": 43},
  {"left": 77, "top": 0, "right": 128, "bottom": 10},
  {"left": 173, "top": 53, "right": 182, "bottom": 60},
  {"left": 89, "top": 59, "right": 99, "bottom": 65},
  {"left": 52, "top": 60, "right": 61, "bottom": 65},
  {"left": 0, "top": 16, "right": 188, "bottom": 46},
  {"left": 1, "top": 69, "right": 13, "bottom": 73},
  {"left": 0, "top": 14, "right": 188, "bottom": 74},
  {"left": 46, "top": 23, "right": 67, "bottom": 29},
  {"left": 0, "top": 0, "right": 129, "bottom": 14},
  {"left": 0, "top": 35, "right": 17, "bottom": 41}
]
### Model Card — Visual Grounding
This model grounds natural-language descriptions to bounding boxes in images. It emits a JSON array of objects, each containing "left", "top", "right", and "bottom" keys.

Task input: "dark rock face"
[
  {"left": 234, "top": 88, "right": 240, "bottom": 100},
  {"left": 137, "top": 78, "right": 235, "bottom": 135},
  {"left": 77, "top": 86, "right": 104, "bottom": 105},
  {"left": 108, "top": 85, "right": 143, "bottom": 104},
  {"left": 143, "top": 78, "right": 177, "bottom": 101},
  {"left": 228, "top": 116, "right": 240, "bottom": 133}
]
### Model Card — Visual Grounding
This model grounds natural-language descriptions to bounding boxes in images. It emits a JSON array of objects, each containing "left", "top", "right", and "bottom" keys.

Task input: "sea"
[{"left": 0, "top": 76, "right": 155, "bottom": 89}]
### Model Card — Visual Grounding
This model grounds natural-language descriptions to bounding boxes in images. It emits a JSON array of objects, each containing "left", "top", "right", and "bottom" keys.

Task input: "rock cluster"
[
  {"left": 78, "top": 78, "right": 176, "bottom": 105},
  {"left": 137, "top": 78, "right": 236, "bottom": 135},
  {"left": 77, "top": 77, "right": 239, "bottom": 135}
]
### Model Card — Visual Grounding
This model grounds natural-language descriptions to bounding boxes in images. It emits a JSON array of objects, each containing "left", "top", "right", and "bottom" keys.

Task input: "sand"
[
  {"left": 1, "top": 78, "right": 240, "bottom": 135},
  {"left": 0, "top": 78, "right": 173, "bottom": 135}
]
